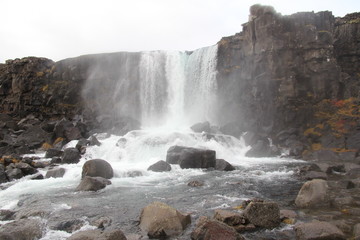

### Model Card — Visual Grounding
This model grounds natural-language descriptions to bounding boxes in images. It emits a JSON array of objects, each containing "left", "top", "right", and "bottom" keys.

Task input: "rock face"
[
  {"left": 139, "top": 202, "right": 191, "bottom": 238},
  {"left": 295, "top": 179, "right": 329, "bottom": 208},
  {"left": 81, "top": 159, "right": 114, "bottom": 179},
  {"left": 294, "top": 221, "right": 346, "bottom": 240}
]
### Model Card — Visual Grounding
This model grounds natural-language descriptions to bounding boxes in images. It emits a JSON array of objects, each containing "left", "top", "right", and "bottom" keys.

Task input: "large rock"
[
  {"left": 215, "top": 159, "right": 235, "bottom": 171},
  {"left": 45, "top": 148, "right": 63, "bottom": 158},
  {"left": 15, "top": 162, "right": 38, "bottom": 176},
  {"left": 54, "top": 118, "right": 82, "bottom": 141},
  {"left": 62, "top": 147, "right": 81, "bottom": 164},
  {"left": 294, "top": 221, "right": 345, "bottom": 240},
  {"left": 82, "top": 159, "right": 114, "bottom": 179},
  {"left": 191, "top": 216, "right": 244, "bottom": 240},
  {"left": 68, "top": 229, "right": 127, "bottom": 240},
  {"left": 75, "top": 176, "right": 111, "bottom": 191},
  {"left": 243, "top": 201, "right": 280, "bottom": 229},
  {"left": 166, "top": 145, "right": 216, "bottom": 169},
  {"left": 0, "top": 164, "right": 8, "bottom": 183},
  {"left": 147, "top": 160, "right": 172, "bottom": 172},
  {"left": 139, "top": 201, "right": 191, "bottom": 238},
  {"left": 5, "top": 167, "right": 23, "bottom": 181},
  {"left": 213, "top": 209, "right": 246, "bottom": 226},
  {"left": 0, "top": 218, "right": 45, "bottom": 240},
  {"left": 295, "top": 179, "right": 329, "bottom": 208}
]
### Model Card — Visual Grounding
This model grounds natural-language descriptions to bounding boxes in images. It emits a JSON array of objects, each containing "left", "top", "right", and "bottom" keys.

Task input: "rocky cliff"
[
  {"left": 1, "top": 5, "right": 360, "bottom": 159},
  {"left": 217, "top": 5, "right": 360, "bottom": 158}
]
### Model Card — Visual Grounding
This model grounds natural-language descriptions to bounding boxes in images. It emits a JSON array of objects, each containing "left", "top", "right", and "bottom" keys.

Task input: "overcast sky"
[{"left": 1, "top": 0, "right": 359, "bottom": 63}]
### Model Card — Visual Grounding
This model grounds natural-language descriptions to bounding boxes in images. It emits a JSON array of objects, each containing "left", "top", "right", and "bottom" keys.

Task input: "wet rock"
[
  {"left": 45, "top": 148, "right": 63, "bottom": 158},
  {"left": 147, "top": 160, "right": 172, "bottom": 172},
  {"left": 89, "top": 135, "right": 101, "bottom": 146},
  {"left": 54, "top": 118, "right": 82, "bottom": 141},
  {"left": 82, "top": 159, "right": 113, "bottom": 179},
  {"left": 302, "top": 171, "right": 328, "bottom": 180},
  {"left": 176, "top": 147, "right": 216, "bottom": 169},
  {"left": 76, "top": 138, "right": 89, "bottom": 154},
  {"left": 294, "top": 221, "right": 345, "bottom": 240},
  {"left": 295, "top": 179, "right": 329, "bottom": 208},
  {"left": 213, "top": 209, "right": 246, "bottom": 226},
  {"left": 311, "top": 150, "right": 340, "bottom": 161},
  {"left": 245, "top": 138, "right": 278, "bottom": 158},
  {"left": 243, "top": 201, "right": 280, "bottom": 229},
  {"left": 215, "top": 159, "right": 235, "bottom": 171},
  {"left": 0, "top": 209, "right": 15, "bottom": 221},
  {"left": 220, "top": 122, "right": 243, "bottom": 138},
  {"left": 54, "top": 219, "right": 85, "bottom": 233},
  {"left": 166, "top": 145, "right": 186, "bottom": 164},
  {"left": 191, "top": 216, "right": 244, "bottom": 240},
  {"left": 126, "top": 171, "right": 143, "bottom": 177},
  {"left": 16, "top": 125, "right": 51, "bottom": 149},
  {"left": 188, "top": 180, "right": 204, "bottom": 187},
  {"left": 30, "top": 173, "right": 44, "bottom": 180},
  {"left": 139, "top": 201, "right": 191, "bottom": 238},
  {"left": 0, "top": 164, "right": 7, "bottom": 183},
  {"left": 45, "top": 167, "right": 66, "bottom": 178},
  {"left": 91, "top": 216, "right": 112, "bottom": 229},
  {"left": 68, "top": 229, "right": 127, "bottom": 240},
  {"left": 5, "top": 167, "right": 23, "bottom": 181},
  {"left": 15, "top": 162, "right": 38, "bottom": 176},
  {"left": 0, "top": 218, "right": 45, "bottom": 240},
  {"left": 75, "top": 176, "right": 111, "bottom": 191},
  {"left": 280, "top": 209, "right": 297, "bottom": 224},
  {"left": 62, "top": 147, "right": 81, "bottom": 164},
  {"left": 191, "top": 121, "right": 211, "bottom": 133},
  {"left": 331, "top": 196, "right": 354, "bottom": 208}
]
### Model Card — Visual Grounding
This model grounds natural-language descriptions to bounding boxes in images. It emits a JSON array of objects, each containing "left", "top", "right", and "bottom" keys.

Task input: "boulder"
[
  {"left": 213, "top": 209, "right": 246, "bottom": 226},
  {"left": 89, "top": 135, "right": 101, "bottom": 146},
  {"left": 54, "top": 118, "right": 82, "bottom": 141},
  {"left": 75, "top": 176, "right": 111, "bottom": 191},
  {"left": 215, "top": 159, "right": 235, "bottom": 171},
  {"left": 295, "top": 179, "right": 329, "bottom": 208},
  {"left": 16, "top": 125, "right": 51, "bottom": 149},
  {"left": 82, "top": 159, "right": 113, "bottom": 179},
  {"left": 139, "top": 201, "right": 191, "bottom": 238},
  {"left": 166, "top": 146, "right": 216, "bottom": 169},
  {"left": 147, "top": 160, "right": 171, "bottom": 172},
  {"left": 245, "top": 138, "right": 276, "bottom": 158},
  {"left": 294, "top": 221, "right": 345, "bottom": 240},
  {"left": 68, "top": 229, "right": 127, "bottom": 240},
  {"left": 166, "top": 145, "right": 187, "bottom": 164},
  {"left": 62, "top": 147, "right": 81, "bottom": 164},
  {"left": 76, "top": 138, "right": 89, "bottom": 154},
  {"left": 0, "top": 218, "right": 45, "bottom": 240},
  {"left": 243, "top": 201, "right": 280, "bottom": 229},
  {"left": 45, "top": 148, "right": 63, "bottom": 158},
  {"left": 220, "top": 122, "right": 243, "bottom": 138},
  {"left": 191, "top": 216, "right": 244, "bottom": 240},
  {"left": 191, "top": 121, "right": 211, "bottom": 133},
  {"left": 45, "top": 168, "right": 66, "bottom": 178}
]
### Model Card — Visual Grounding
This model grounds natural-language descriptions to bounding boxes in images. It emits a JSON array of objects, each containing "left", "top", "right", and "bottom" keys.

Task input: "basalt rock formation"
[
  {"left": 217, "top": 5, "right": 360, "bottom": 158},
  {"left": 0, "top": 5, "right": 360, "bottom": 159}
]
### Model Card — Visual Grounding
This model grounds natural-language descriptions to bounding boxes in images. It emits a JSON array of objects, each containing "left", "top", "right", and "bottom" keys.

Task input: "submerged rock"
[
  {"left": 294, "top": 221, "right": 345, "bottom": 240},
  {"left": 147, "top": 160, "right": 171, "bottom": 172},
  {"left": 139, "top": 201, "right": 191, "bottom": 238},
  {"left": 45, "top": 167, "right": 66, "bottom": 178},
  {"left": 191, "top": 121, "right": 211, "bottom": 133},
  {"left": 68, "top": 229, "right": 127, "bottom": 240},
  {"left": 295, "top": 179, "right": 329, "bottom": 208},
  {"left": 75, "top": 176, "right": 111, "bottom": 191},
  {"left": 191, "top": 216, "right": 244, "bottom": 240},
  {"left": 82, "top": 159, "right": 114, "bottom": 179},
  {"left": 188, "top": 180, "right": 204, "bottom": 187}
]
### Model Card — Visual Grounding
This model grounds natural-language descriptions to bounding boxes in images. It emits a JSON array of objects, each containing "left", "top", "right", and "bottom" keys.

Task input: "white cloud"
[{"left": 0, "top": 0, "right": 359, "bottom": 62}]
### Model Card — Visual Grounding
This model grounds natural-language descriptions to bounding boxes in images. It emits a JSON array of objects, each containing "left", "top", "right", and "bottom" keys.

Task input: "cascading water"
[{"left": 0, "top": 45, "right": 303, "bottom": 240}]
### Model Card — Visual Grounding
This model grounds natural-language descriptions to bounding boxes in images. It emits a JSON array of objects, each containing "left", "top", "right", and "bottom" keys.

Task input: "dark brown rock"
[{"left": 243, "top": 201, "right": 280, "bottom": 229}]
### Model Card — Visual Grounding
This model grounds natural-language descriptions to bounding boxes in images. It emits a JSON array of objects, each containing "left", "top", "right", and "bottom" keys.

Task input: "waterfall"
[{"left": 139, "top": 45, "right": 218, "bottom": 128}]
